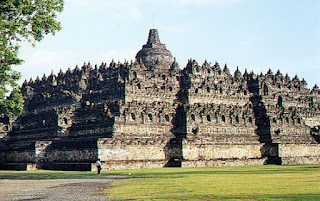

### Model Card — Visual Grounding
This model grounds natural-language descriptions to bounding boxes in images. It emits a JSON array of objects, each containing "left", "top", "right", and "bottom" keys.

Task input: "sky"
[{"left": 18, "top": 0, "right": 320, "bottom": 88}]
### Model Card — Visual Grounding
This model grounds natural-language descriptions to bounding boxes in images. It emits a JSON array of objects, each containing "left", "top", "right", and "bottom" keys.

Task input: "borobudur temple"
[{"left": 0, "top": 29, "right": 319, "bottom": 171}]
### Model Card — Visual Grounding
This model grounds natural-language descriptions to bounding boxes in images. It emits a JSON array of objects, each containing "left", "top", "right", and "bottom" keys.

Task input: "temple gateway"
[{"left": 0, "top": 29, "right": 319, "bottom": 171}]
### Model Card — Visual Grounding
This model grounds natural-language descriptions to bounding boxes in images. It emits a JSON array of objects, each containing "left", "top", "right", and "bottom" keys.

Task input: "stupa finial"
[{"left": 135, "top": 29, "right": 173, "bottom": 69}]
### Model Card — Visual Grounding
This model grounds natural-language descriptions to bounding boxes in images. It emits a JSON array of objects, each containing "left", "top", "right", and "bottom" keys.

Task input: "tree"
[{"left": 0, "top": 0, "right": 64, "bottom": 117}]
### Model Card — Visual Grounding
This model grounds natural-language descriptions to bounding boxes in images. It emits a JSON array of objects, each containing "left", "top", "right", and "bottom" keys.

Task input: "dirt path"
[{"left": 0, "top": 177, "right": 118, "bottom": 200}]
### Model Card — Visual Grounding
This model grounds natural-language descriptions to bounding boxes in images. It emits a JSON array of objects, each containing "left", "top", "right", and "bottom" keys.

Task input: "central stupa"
[{"left": 135, "top": 29, "right": 173, "bottom": 68}]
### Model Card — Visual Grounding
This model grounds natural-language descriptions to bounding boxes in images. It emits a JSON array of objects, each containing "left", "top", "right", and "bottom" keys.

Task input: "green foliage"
[
  {"left": 0, "top": 87, "right": 24, "bottom": 116},
  {"left": 0, "top": 0, "right": 64, "bottom": 116}
]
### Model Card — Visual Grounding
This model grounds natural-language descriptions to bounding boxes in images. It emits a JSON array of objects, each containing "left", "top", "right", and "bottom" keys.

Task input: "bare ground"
[{"left": 0, "top": 177, "right": 120, "bottom": 201}]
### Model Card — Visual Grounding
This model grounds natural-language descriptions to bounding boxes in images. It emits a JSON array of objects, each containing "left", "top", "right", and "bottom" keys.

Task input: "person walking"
[{"left": 96, "top": 158, "right": 102, "bottom": 175}]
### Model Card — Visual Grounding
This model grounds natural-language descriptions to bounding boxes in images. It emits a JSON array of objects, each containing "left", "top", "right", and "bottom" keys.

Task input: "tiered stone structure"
[{"left": 0, "top": 29, "right": 319, "bottom": 170}]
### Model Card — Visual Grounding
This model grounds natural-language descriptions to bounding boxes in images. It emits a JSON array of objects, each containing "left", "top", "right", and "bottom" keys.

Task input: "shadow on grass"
[
  {"left": 0, "top": 172, "right": 91, "bottom": 180},
  {"left": 0, "top": 171, "right": 124, "bottom": 180}
]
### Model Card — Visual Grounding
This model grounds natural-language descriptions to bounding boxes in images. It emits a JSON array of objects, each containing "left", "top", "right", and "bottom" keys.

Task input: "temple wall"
[
  {"left": 279, "top": 144, "right": 320, "bottom": 158},
  {"left": 280, "top": 156, "right": 320, "bottom": 165},
  {"left": 40, "top": 149, "right": 97, "bottom": 162},
  {"left": 181, "top": 158, "right": 267, "bottom": 168},
  {"left": 125, "top": 95, "right": 176, "bottom": 104},
  {"left": 188, "top": 95, "right": 249, "bottom": 106},
  {"left": 93, "top": 160, "right": 168, "bottom": 171},
  {"left": 0, "top": 150, "right": 35, "bottom": 163},
  {"left": 34, "top": 140, "right": 98, "bottom": 163},
  {"left": 96, "top": 138, "right": 177, "bottom": 170},
  {"left": 98, "top": 138, "right": 172, "bottom": 162},
  {"left": 1, "top": 29, "right": 320, "bottom": 171},
  {"left": 95, "top": 137, "right": 183, "bottom": 171},
  {"left": 195, "top": 126, "right": 256, "bottom": 135},
  {"left": 279, "top": 144, "right": 320, "bottom": 165},
  {"left": 114, "top": 124, "right": 174, "bottom": 138},
  {"left": 183, "top": 141, "right": 264, "bottom": 161},
  {"left": 0, "top": 149, "right": 36, "bottom": 170}
]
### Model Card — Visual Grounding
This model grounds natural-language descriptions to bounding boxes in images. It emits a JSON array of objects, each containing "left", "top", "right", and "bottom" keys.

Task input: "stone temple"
[{"left": 0, "top": 29, "right": 319, "bottom": 171}]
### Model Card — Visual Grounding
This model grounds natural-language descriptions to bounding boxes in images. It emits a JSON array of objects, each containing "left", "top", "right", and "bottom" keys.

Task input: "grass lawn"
[
  {"left": 0, "top": 164, "right": 319, "bottom": 200},
  {"left": 106, "top": 164, "right": 320, "bottom": 201},
  {"left": 0, "top": 169, "right": 98, "bottom": 180}
]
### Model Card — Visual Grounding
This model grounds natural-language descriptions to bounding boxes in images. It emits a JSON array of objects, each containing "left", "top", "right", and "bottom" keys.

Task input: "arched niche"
[
  {"left": 165, "top": 114, "right": 170, "bottom": 122},
  {"left": 263, "top": 83, "right": 269, "bottom": 96},
  {"left": 161, "top": 74, "right": 166, "bottom": 80},
  {"left": 191, "top": 114, "right": 196, "bottom": 121},
  {"left": 61, "top": 117, "right": 68, "bottom": 125},
  {"left": 222, "top": 115, "right": 226, "bottom": 122},
  {"left": 132, "top": 71, "right": 137, "bottom": 78},
  {"left": 249, "top": 116, "right": 253, "bottom": 124},
  {"left": 131, "top": 113, "right": 136, "bottom": 121},
  {"left": 220, "top": 87, "right": 223, "bottom": 94},
  {"left": 235, "top": 115, "right": 240, "bottom": 123},
  {"left": 277, "top": 95, "right": 283, "bottom": 107}
]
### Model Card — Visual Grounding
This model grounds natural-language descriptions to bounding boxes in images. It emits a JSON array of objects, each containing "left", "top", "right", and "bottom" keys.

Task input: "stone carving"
[
  {"left": 136, "top": 29, "right": 173, "bottom": 69},
  {"left": 0, "top": 29, "right": 319, "bottom": 170}
]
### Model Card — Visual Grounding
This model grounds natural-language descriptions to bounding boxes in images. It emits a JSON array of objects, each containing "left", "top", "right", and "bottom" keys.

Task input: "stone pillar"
[{"left": 35, "top": 141, "right": 53, "bottom": 169}]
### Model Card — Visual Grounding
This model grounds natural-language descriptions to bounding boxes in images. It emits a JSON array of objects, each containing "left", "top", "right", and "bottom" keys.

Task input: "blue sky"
[{"left": 18, "top": 0, "right": 320, "bottom": 87}]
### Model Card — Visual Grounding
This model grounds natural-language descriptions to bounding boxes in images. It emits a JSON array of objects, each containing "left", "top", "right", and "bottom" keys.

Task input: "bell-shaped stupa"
[{"left": 136, "top": 29, "right": 173, "bottom": 68}]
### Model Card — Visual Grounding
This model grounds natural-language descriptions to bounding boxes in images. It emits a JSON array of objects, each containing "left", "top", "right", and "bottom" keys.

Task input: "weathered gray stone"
[{"left": 0, "top": 29, "right": 319, "bottom": 171}]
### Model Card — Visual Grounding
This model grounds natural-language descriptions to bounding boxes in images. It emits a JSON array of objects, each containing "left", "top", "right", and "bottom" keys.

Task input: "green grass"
[
  {"left": 0, "top": 170, "right": 98, "bottom": 180},
  {"left": 0, "top": 165, "right": 319, "bottom": 200},
  {"left": 106, "top": 164, "right": 320, "bottom": 201}
]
